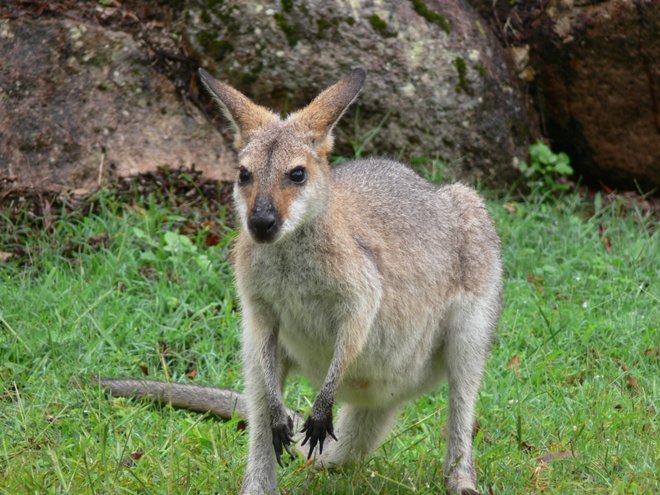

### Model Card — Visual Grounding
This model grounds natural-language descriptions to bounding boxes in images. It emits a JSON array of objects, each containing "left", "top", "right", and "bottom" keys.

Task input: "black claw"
[
  {"left": 300, "top": 414, "right": 337, "bottom": 459},
  {"left": 272, "top": 420, "right": 294, "bottom": 467}
]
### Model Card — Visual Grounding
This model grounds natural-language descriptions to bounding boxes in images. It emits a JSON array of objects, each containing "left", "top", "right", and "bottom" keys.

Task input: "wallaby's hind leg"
[
  {"left": 444, "top": 298, "right": 497, "bottom": 495},
  {"left": 318, "top": 405, "right": 399, "bottom": 467}
]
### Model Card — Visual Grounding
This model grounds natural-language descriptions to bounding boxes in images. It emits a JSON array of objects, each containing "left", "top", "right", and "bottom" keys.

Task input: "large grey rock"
[
  {"left": 183, "top": 0, "right": 535, "bottom": 183},
  {"left": 0, "top": 18, "right": 234, "bottom": 193}
]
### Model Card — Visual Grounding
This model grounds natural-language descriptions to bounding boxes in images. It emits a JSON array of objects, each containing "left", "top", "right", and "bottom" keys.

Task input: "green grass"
[{"left": 0, "top": 185, "right": 657, "bottom": 494}]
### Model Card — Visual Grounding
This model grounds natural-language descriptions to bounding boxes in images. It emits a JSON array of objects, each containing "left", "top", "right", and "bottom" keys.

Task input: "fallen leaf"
[
  {"left": 531, "top": 461, "right": 550, "bottom": 491},
  {"left": 205, "top": 231, "right": 221, "bottom": 247},
  {"left": 0, "top": 251, "right": 13, "bottom": 262},
  {"left": 626, "top": 374, "right": 640, "bottom": 391},
  {"left": 121, "top": 451, "right": 144, "bottom": 467},
  {"left": 186, "top": 368, "right": 197, "bottom": 380},
  {"left": 44, "top": 411, "right": 56, "bottom": 423},
  {"left": 536, "top": 451, "right": 574, "bottom": 464},
  {"left": 643, "top": 348, "right": 659, "bottom": 357},
  {"left": 507, "top": 354, "right": 521, "bottom": 369},
  {"left": 88, "top": 232, "right": 110, "bottom": 248},
  {"left": 521, "top": 440, "right": 535, "bottom": 452},
  {"left": 617, "top": 360, "right": 629, "bottom": 372},
  {"left": 598, "top": 225, "right": 612, "bottom": 253},
  {"left": 139, "top": 266, "right": 157, "bottom": 279},
  {"left": 503, "top": 202, "right": 517, "bottom": 213},
  {"left": 139, "top": 364, "right": 149, "bottom": 376},
  {"left": 527, "top": 274, "right": 545, "bottom": 293}
]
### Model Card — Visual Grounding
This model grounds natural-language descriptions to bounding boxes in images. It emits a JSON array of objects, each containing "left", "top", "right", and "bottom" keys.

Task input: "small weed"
[
  {"left": 348, "top": 109, "right": 390, "bottom": 159},
  {"left": 517, "top": 140, "right": 574, "bottom": 194},
  {"left": 410, "top": 156, "right": 451, "bottom": 184}
]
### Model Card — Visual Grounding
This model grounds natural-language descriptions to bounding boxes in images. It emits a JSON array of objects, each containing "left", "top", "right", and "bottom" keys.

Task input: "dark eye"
[
  {"left": 238, "top": 167, "right": 251, "bottom": 185},
  {"left": 289, "top": 166, "right": 306, "bottom": 184}
]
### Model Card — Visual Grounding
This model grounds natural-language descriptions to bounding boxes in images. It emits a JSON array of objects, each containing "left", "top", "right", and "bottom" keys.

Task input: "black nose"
[{"left": 248, "top": 213, "right": 279, "bottom": 242}]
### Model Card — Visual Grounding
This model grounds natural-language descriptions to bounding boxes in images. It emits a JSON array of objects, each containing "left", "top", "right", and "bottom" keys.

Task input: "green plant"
[
  {"left": 350, "top": 109, "right": 389, "bottom": 159},
  {"left": 517, "top": 140, "right": 574, "bottom": 193},
  {"left": 410, "top": 156, "right": 450, "bottom": 184}
]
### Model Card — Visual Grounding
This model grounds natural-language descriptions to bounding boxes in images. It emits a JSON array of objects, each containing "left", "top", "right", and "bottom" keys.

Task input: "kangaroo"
[{"left": 99, "top": 68, "right": 502, "bottom": 495}]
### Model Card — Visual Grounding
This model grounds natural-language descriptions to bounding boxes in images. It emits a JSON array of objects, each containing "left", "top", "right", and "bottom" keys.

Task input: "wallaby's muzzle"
[{"left": 248, "top": 197, "right": 281, "bottom": 243}]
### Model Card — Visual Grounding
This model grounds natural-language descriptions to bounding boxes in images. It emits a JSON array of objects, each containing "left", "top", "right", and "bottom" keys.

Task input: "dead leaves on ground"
[
  {"left": 532, "top": 449, "right": 576, "bottom": 491},
  {"left": 121, "top": 450, "right": 145, "bottom": 467},
  {"left": 507, "top": 354, "right": 521, "bottom": 370}
]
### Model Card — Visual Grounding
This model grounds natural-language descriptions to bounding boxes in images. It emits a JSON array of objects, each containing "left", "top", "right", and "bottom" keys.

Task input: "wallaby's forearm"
[{"left": 96, "top": 378, "right": 248, "bottom": 418}]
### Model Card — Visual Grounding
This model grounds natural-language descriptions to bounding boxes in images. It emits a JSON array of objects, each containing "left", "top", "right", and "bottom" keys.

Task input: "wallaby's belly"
[{"left": 275, "top": 294, "right": 449, "bottom": 408}]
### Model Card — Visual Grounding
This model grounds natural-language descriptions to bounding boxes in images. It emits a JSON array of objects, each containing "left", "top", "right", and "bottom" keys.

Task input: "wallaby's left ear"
[{"left": 291, "top": 68, "right": 366, "bottom": 153}]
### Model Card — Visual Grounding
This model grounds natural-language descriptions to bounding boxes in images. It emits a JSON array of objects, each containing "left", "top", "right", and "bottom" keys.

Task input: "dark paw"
[
  {"left": 271, "top": 416, "right": 294, "bottom": 467},
  {"left": 461, "top": 490, "right": 481, "bottom": 495},
  {"left": 300, "top": 413, "right": 337, "bottom": 459}
]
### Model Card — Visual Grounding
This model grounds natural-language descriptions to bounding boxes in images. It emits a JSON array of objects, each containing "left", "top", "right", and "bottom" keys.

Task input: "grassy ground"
[{"left": 0, "top": 180, "right": 657, "bottom": 494}]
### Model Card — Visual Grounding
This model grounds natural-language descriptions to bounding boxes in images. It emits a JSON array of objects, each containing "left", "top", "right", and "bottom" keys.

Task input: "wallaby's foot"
[
  {"left": 241, "top": 472, "right": 278, "bottom": 495},
  {"left": 300, "top": 411, "right": 337, "bottom": 458},
  {"left": 271, "top": 416, "right": 294, "bottom": 467},
  {"left": 447, "top": 469, "right": 479, "bottom": 495}
]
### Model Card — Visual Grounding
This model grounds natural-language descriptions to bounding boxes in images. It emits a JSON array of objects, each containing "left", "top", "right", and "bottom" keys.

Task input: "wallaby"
[{"left": 98, "top": 68, "right": 502, "bottom": 495}]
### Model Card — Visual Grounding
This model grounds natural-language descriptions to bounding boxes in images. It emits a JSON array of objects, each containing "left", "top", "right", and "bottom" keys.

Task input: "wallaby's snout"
[{"left": 248, "top": 196, "right": 281, "bottom": 243}]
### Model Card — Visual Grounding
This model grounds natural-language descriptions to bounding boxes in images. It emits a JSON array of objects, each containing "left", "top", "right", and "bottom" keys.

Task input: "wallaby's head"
[{"left": 199, "top": 68, "right": 366, "bottom": 244}]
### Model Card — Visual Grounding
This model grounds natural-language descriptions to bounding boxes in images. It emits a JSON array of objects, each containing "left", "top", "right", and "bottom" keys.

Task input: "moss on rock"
[
  {"left": 196, "top": 31, "right": 233, "bottom": 61},
  {"left": 410, "top": 0, "right": 450, "bottom": 34},
  {"left": 453, "top": 56, "right": 473, "bottom": 95},
  {"left": 368, "top": 14, "right": 396, "bottom": 38},
  {"left": 273, "top": 13, "right": 299, "bottom": 47}
]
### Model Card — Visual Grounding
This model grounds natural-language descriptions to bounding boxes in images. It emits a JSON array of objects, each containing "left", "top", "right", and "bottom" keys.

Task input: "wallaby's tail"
[
  {"left": 94, "top": 378, "right": 248, "bottom": 419},
  {"left": 82, "top": 377, "right": 308, "bottom": 457}
]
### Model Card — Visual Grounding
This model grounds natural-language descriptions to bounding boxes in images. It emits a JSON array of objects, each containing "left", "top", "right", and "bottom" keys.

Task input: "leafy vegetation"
[
  {"left": 0, "top": 173, "right": 657, "bottom": 494},
  {"left": 517, "top": 140, "right": 574, "bottom": 193}
]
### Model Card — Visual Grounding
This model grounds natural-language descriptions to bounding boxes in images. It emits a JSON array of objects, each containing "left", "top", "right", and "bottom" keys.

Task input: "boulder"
[
  {"left": 466, "top": 0, "right": 660, "bottom": 191},
  {"left": 183, "top": 0, "right": 536, "bottom": 184},
  {"left": 0, "top": 18, "right": 234, "bottom": 194},
  {"left": 526, "top": 0, "right": 659, "bottom": 189}
]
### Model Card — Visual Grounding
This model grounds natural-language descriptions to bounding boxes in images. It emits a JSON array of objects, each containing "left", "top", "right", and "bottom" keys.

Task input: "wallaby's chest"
[
  {"left": 249, "top": 244, "right": 342, "bottom": 326},
  {"left": 246, "top": 244, "right": 345, "bottom": 374}
]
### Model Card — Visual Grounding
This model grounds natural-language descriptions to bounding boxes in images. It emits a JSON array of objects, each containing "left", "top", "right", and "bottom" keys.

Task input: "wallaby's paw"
[
  {"left": 460, "top": 490, "right": 481, "bottom": 495},
  {"left": 271, "top": 416, "right": 294, "bottom": 467},
  {"left": 300, "top": 414, "right": 337, "bottom": 459}
]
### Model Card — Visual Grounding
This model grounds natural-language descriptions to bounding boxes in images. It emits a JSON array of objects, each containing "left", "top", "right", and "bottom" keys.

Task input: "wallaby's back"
[{"left": 329, "top": 158, "right": 501, "bottom": 299}]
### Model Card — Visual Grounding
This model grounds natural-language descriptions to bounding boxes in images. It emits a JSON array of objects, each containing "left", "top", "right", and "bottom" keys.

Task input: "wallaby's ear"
[
  {"left": 198, "top": 68, "right": 278, "bottom": 149},
  {"left": 292, "top": 68, "right": 366, "bottom": 154}
]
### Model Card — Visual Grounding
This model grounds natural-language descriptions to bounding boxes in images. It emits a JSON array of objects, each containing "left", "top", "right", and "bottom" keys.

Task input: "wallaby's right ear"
[{"left": 198, "top": 68, "right": 278, "bottom": 150}]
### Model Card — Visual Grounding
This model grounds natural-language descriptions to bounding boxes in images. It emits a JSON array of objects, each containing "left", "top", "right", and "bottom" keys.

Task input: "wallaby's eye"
[
  {"left": 289, "top": 166, "right": 306, "bottom": 184},
  {"left": 238, "top": 167, "right": 252, "bottom": 185}
]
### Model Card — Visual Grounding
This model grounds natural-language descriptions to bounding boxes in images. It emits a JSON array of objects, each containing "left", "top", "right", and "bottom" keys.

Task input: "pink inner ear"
[
  {"left": 199, "top": 68, "right": 278, "bottom": 139},
  {"left": 290, "top": 69, "right": 366, "bottom": 143}
]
